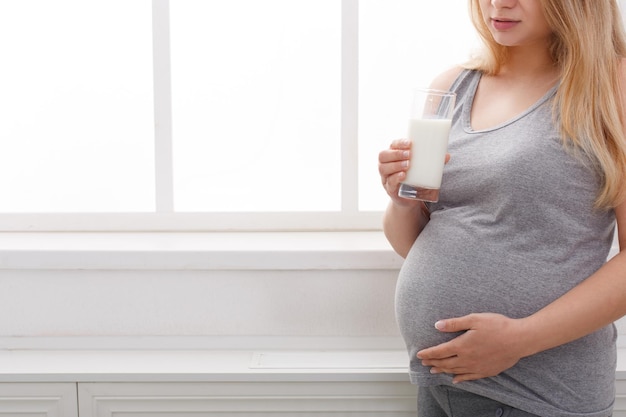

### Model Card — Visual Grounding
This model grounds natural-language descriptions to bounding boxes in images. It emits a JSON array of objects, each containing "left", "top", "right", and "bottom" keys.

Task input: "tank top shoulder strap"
[
  {"left": 448, "top": 68, "right": 481, "bottom": 97},
  {"left": 447, "top": 69, "right": 481, "bottom": 131}
]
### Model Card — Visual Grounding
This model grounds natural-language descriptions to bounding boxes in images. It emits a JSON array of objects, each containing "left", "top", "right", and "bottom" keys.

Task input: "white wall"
[
  {"left": 0, "top": 232, "right": 406, "bottom": 350},
  {"left": 0, "top": 269, "right": 400, "bottom": 339}
]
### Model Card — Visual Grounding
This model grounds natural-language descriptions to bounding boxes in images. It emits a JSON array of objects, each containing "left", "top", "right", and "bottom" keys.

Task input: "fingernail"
[
  {"left": 435, "top": 321, "right": 445, "bottom": 330},
  {"left": 402, "top": 150, "right": 410, "bottom": 158},
  {"left": 402, "top": 160, "right": 409, "bottom": 168}
]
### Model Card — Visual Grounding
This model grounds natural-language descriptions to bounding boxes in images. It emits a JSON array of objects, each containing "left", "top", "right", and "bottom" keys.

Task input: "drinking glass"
[{"left": 398, "top": 88, "right": 456, "bottom": 202}]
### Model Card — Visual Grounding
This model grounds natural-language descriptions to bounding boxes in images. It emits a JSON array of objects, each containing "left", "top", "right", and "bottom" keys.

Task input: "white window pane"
[
  {"left": 171, "top": 0, "right": 341, "bottom": 212},
  {"left": 0, "top": 1, "right": 155, "bottom": 212},
  {"left": 358, "top": 1, "right": 479, "bottom": 211}
]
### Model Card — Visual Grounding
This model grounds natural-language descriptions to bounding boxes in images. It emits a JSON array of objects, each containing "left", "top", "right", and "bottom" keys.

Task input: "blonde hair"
[{"left": 467, "top": 0, "right": 626, "bottom": 209}]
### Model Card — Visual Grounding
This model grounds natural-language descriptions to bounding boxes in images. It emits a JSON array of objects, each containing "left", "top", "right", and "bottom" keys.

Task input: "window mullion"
[
  {"left": 341, "top": 0, "right": 359, "bottom": 213},
  {"left": 152, "top": 0, "right": 174, "bottom": 213}
]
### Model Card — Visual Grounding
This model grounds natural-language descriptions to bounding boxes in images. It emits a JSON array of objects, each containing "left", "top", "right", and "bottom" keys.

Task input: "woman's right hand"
[
  {"left": 378, "top": 139, "right": 451, "bottom": 206},
  {"left": 378, "top": 139, "right": 420, "bottom": 208}
]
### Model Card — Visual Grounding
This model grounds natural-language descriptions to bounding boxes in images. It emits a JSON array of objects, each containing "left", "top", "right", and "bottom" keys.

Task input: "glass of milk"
[{"left": 398, "top": 88, "right": 456, "bottom": 202}]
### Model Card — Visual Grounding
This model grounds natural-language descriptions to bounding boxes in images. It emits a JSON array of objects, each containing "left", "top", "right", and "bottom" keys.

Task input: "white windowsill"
[{"left": 0, "top": 231, "right": 405, "bottom": 271}]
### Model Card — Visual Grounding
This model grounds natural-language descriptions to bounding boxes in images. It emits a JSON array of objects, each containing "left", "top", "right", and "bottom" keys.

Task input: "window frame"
[{"left": 0, "top": 0, "right": 365, "bottom": 232}]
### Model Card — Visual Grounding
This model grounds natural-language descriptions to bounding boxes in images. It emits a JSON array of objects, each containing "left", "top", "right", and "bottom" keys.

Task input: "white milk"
[{"left": 403, "top": 118, "right": 452, "bottom": 189}]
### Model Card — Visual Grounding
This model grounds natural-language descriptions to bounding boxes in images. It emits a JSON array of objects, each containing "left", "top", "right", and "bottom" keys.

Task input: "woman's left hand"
[{"left": 416, "top": 313, "right": 531, "bottom": 384}]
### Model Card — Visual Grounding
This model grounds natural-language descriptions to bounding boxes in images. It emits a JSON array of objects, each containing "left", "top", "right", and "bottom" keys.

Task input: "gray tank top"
[{"left": 395, "top": 69, "right": 617, "bottom": 416}]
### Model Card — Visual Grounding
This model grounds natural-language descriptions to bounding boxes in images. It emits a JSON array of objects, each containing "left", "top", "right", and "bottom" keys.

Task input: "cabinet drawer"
[
  {"left": 0, "top": 383, "right": 77, "bottom": 417},
  {"left": 78, "top": 381, "right": 416, "bottom": 417}
]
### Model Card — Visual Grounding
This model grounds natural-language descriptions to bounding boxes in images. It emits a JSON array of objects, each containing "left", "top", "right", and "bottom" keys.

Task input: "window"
[
  {"left": 0, "top": 1, "right": 154, "bottom": 213},
  {"left": 0, "top": 1, "right": 478, "bottom": 231},
  {"left": 169, "top": 0, "right": 341, "bottom": 212}
]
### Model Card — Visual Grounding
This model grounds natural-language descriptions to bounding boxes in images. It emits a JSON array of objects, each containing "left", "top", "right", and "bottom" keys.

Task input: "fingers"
[
  {"left": 421, "top": 352, "right": 487, "bottom": 383},
  {"left": 427, "top": 359, "right": 465, "bottom": 375},
  {"left": 379, "top": 160, "right": 409, "bottom": 187},
  {"left": 417, "top": 341, "right": 456, "bottom": 361},
  {"left": 428, "top": 361, "right": 494, "bottom": 384},
  {"left": 416, "top": 316, "right": 475, "bottom": 360},
  {"left": 434, "top": 313, "right": 477, "bottom": 333},
  {"left": 378, "top": 139, "right": 411, "bottom": 190},
  {"left": 378, "top": 140, "right": 410, "bottom": 165},
  {"left": 389, "top": 138, "right": 412, "bottom": 151},
  {"left": 378, "top": 140, "right": 451, "bottom": 187}
]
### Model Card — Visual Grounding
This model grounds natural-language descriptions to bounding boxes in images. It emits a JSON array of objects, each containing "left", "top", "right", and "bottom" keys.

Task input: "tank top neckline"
[{"left": 462, "top": 70, "right": 559, "bottom": 134}]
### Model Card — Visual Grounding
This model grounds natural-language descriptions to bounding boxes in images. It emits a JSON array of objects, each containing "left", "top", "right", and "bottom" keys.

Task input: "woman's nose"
[{"left": 491, "top": 0, "right": 517, "bottom": 8}]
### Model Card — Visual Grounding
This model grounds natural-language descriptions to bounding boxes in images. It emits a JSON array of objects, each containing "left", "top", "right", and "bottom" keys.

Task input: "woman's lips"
[{"left": 491, "top": 18, "right": 520, "bottom": 30}]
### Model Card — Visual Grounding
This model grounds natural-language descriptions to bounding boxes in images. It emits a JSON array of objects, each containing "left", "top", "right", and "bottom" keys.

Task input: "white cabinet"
[
  {"left": 4, "top": 380, "right": 626, "bottom": 417},
  {"left": 0, "top": 383, "right": 77, "bottom": 417},
  {"left": 77, "top": 381, "right": 416, "bottom": 417},
  {"left": 3, "top": 348, "right": 626, "bottom": 417},
  {"left": 0, "top": 348, "right": 415, "bottom": 417}
]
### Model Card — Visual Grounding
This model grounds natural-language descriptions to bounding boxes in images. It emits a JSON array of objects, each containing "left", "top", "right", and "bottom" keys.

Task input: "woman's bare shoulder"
[{"left": 429, "top": 65, "right": 466, "bottom": 91}]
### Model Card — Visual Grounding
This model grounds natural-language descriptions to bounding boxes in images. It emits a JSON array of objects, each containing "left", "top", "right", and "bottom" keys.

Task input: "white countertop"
[
  {"left": 0, "top": 349, "right": 410, "bottom": 383},
  {"left": 1, "top": 347, "right": 625, "bottom": 383}
]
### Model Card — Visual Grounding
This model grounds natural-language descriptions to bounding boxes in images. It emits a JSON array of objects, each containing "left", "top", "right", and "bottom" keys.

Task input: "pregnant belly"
[
  {"left": 394, "top": 230, "right": 558, "bottom": 354},
  {"left": 395, "top": 257, "right": 473, "bottom": 353}
]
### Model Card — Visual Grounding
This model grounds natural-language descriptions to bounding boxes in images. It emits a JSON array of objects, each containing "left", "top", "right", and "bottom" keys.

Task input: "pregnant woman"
[{"left": 378, "top": 1, "right": 626, "bottom": 416}]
